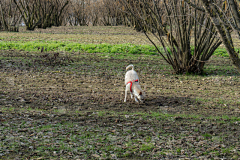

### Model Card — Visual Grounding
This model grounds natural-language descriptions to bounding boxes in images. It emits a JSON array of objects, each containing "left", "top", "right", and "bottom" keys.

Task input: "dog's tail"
[{"left": 126, "top": 64, "right": 134, "bottom": 71}]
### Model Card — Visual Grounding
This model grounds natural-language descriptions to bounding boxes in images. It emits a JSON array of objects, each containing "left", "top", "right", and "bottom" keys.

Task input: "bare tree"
[
  {"left": 37, "top": 0, "right": 69, "bottom": 28},
  {"left": 0, "top": 0, "right": 21, "bottom": 32},
  {"left": 13, "top": 0, "right": 42, "bottom": 30},
  {"left": 13, "top": 0, "right": 69, "bottom": 30},
  {"left": 120, "top": 0, "right": 222, "bottom": 74},
  {"left": 66, "top": 0, "right": 124, "bottom": 26},
  {"left": 85, "top": 0, "right": 100, "bottom": 26},
  {"left": 67, "top": 0, "right": 88, "bottom": 26},
  {"left": 184, "top": 0, "right": 240, "bottom": 73},
  {"left": 36, "top": 0, "right": 55, "bottom": 29},
  {"left": 51, "top": 0, "right": 69, "bottom": 26},
  {"left": 98, "top": 0, "right": 120, "bottom": 26}
]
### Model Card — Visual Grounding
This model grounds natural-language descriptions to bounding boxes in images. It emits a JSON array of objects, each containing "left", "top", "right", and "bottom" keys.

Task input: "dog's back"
[{"left": 125, "top": 65, "right": 139, "bottom": 85}]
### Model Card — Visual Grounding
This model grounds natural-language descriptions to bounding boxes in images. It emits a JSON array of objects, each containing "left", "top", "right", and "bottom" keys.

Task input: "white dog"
[{"left": 124, "top": 64, "right": 144, "bottom": 103}]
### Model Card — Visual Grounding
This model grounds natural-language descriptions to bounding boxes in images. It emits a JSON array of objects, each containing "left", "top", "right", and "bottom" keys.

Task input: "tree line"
[
  {"left": 0, "top": 0, "right": 129, "bottom": 31},
  {"left": 1, "top": 0, "right": 240, "bottom": 74}
]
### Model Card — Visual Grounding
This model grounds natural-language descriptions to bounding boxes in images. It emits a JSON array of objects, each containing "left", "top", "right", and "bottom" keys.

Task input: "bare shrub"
[
  {"left": 120, "top": 0, "right": 222, "bottom": 74},
  {"left": 0, "top": 0, "right": 20, "bottom": 32}
]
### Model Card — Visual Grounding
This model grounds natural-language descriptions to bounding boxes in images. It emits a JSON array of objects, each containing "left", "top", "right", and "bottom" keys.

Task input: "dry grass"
[{"left": 0, "top": 26, "right": 160, "bottom": 45}]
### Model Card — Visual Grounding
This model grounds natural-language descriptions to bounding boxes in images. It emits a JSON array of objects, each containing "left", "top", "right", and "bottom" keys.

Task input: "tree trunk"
[
  {"left": 0, "top": 2, "right": 8, "bottom": 30},
  {"left": 200, "top": 0, "right": 240, "bottom": 73},
  {"left": 13, "top": 0, "right": 42, "bottom": 31}
]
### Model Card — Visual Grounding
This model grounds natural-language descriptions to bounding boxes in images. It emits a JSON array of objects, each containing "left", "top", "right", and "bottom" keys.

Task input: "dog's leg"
[
  {"left": 124, "top": 85, "right": 128, "bottom": 102},
  {"left": 130, "top": 92, "right": 133, "bottom": 99},
  {"left": 134, "top": 96, "right": 139, "bottom": 103},
  {"left": 132, "top": 92, "right": 139, "bottom": 102}
]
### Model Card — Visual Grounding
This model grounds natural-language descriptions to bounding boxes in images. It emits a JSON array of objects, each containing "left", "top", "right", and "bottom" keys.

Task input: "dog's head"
[
  {"left": 137, "top": 91, "right": 144, "bottom": 102},
  {"left": 133, "top": 83, "right": 144, "bottom": 102}
]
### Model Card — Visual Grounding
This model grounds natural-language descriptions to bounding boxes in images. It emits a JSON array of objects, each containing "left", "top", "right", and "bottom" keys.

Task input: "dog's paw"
[{"left": 134, "top": 98, "right": 139, "bottom": 103}]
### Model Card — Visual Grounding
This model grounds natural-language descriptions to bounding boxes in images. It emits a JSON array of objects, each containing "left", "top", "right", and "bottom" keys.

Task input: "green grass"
[
  {"left": 203, "top": 133, "right": 212, "bottom": 139},
  {"left": 140, "top": 143, "right": 154, "bottom": 152},
  {"left": 0, "top": 40, "right": 233, "bottom": 57},
  {"left": 214, "top": 48, "right": 229, "bottom": 57},
  {"left": 0, "top": 40, "right": 158, "bottom": 55}
]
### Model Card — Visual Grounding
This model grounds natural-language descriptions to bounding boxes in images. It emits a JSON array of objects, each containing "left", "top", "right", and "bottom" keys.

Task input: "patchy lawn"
[{"left": 0, "top": 26, "right": 240, "bottom": 159}]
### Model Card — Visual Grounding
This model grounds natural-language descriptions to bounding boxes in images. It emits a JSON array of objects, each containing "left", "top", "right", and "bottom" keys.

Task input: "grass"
[
  {"left": 203, "top": 133, "right": 212, "bottom": 139},
  {"left": 0, "top": 39, "right": 233, "bottom": 57},
  {"left": 0, "top": 40, "right": 159, "bottom": 54},
  {"left": 140, "top": 143, "right": 155, "bottom": 152}
]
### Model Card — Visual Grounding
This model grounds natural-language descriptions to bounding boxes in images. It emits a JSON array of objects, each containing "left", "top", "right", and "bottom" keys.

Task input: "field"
[{"left": 0, "top": 26, "right": 240, "bottom": 159}]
